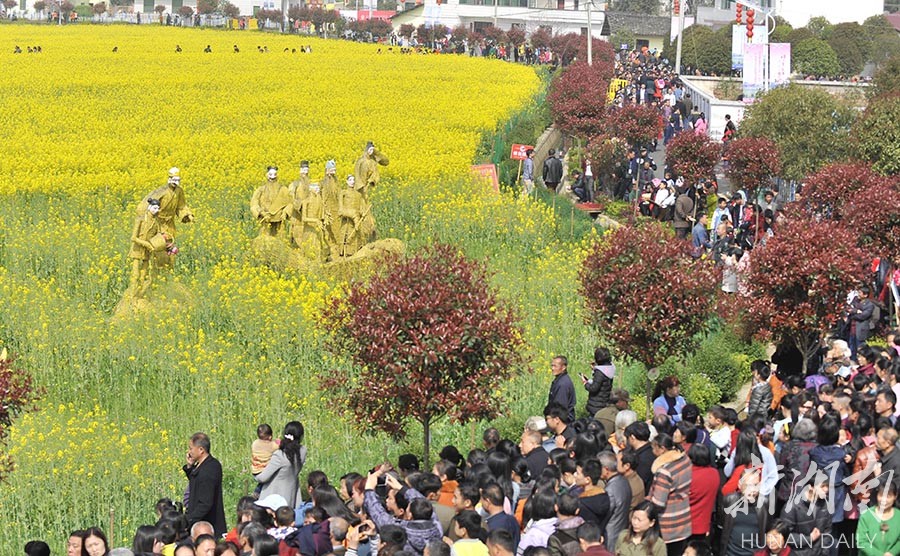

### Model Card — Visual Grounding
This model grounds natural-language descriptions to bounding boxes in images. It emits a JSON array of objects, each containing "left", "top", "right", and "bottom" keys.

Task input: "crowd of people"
[{"left": 30, "top": 330, "right": 900, "bottom": 556}]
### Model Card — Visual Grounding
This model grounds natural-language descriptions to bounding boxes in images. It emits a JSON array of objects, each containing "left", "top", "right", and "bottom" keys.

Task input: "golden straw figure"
[
  {"left": 250, "top": 166, "right": 293, "bottom": 237},
  {"left": 338, "top": 175, "right": 375, "bottom": 257},
  {"left": 128, "top": 198, "right": 169, "bottom": 298},
  {"left": 295, "top": 182, "right": 327, "bottom": 262},
  {"left": 137, "top": 167, "right": 194, "bottom": 270},
  {"left": 320, "top": 159, "right": 342, "bottom": 261},
  {"left": 289, "top": 160, "right": 311, "bottom": 204},
  {"left": 354, "top": 140, "right": 389, "bottom": 200}
]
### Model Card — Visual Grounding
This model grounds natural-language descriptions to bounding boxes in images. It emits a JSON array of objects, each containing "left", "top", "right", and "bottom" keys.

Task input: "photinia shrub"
[
  {"left": 320, "top": 245, "right": 526, "bottom": 465},
  {"left": 799, "top": 161, "right": 885, "bottom": 219},
  {"left": 600, "top": 103, "right": 664, "bottom": 148},
  {"left": 724, "top": 137, "right": 781, "bottom": 193},
  {"left": 665, "top": 132, "right": 721, "bottom": 186},
  {"left": 548, "top": 61, "right": 612, "bottom": 138}
]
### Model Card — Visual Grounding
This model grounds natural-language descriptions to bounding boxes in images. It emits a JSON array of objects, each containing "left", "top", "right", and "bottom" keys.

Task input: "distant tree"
[
  {"left": 59, "top": 0, "right": 74, "bottom": 15},
  {"left": 551, "top": 33, "right": 582, "bottom": 66},
  {"left": 842, "top": 177, "right": 900, "bottom": 261},
  {"left": 610, "top": 27, "right": 636, "bottom": 51},
  {"left": 579, "top": 221, "right": 719, "bottom": 413},
  {"left": 154, "top": 4, "right": 165, "bottom": 14},
  {"left": 0, "top": 351, "right": 42, "bottom": 482},
  {"left": 785, "top": 27, "right": 814, "bottom": 47},
  {"left": 91, "top": 1, "right": 106, "bottom": 15},
  {"left": 793, "top": 38, "right": 840, "bottom": 77},
  {"left": 33, "top": 0, "right": 46, "bottom": 14},
  {"left": 736, "top": 216, "right": 867, "bottom": 373},
  {"left": 530, "top": 27, "right": 551, "bottom": 50},
  {"left": 851, "top": 92, "right": 900, "bottom": 177},
  {"left": 398, "top": 23, "right": 414, "bottom": 38},
  {"left": 321, "top": 245, "right": 526, "bottom": 467},
  {"left": 221, "top": 1, "right": 238, "bottom": 17},
  {"left": 177, "top": 4, "right": 193, "bottom": 17},
  {"left": 3, "top": 0, "right": 18, "bottom": 9},
  {"left": 482, "top": 25, "right": 506, "bottom": 45},
  {"left": 696, "top": 26, "right": 732, "bottom": 75},
  {"left": 506, "top": 26, "right": 525, "bottom": 47},
  {"left": 665, "top": 132, "right": 721, "bottom": 185},
  {"left": 805, "top": 15, "right": 832, "bottom": 38},
  {"left": 739, "top": 84, "right": 856, "bottom": 181},
  {"left": 196, "top": 0, "right": 218, "bottom": 15},
  {"left": 662, "top": 25, "right": 714, "bottom": 70},
  {"left": 610, "top": 0, "right": 659, "bottom": 15},
  {"left": 368, "top": 19, "right": 393, "bottom": 40},
  {"left": 870, "top": 55, "right": 900, "bottom": 98},
  {"left": 826, "top": 22, "right": 869, "bottom": 76}
]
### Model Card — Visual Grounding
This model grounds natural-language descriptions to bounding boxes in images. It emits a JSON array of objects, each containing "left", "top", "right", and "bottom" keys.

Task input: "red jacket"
[
  {"left": 688, "top": 465, "right": 720, "bottom": 536},
  {"left": 755, "top": 546, "right": 790, "bottom": 556}
]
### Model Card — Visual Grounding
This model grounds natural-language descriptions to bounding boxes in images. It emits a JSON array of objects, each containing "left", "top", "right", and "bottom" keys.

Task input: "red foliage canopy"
[
  {"left": 739, "top": 215, "right": 867, "bottom": 369},
  {"left": 800, "top": 162, "right": 886, "bottom": 219},
  {"left": 579, "top": 221, "right": 720, "bottom": 371},
  {"left": 548, "top": 61, "right": 613, "bottom": 137},
  {"left": 530, "top": 28, "right": 551, "bottom": 50},
  {"left": 842, "top": 176, "right": 900, "bottom": 261},
  {"left": 600, "top": 104, "right": 664, "bottom": 148},
  {"left": 724, "top": 137, "right": 782, "bottom": 192},
  {"left": 665, "top": 132, "right": 722, "bottom": 186},
  {"left": 586, "top": 134, "right": 628, "bottom": 178},
  {"left": 321, "top": 245, "right": 526, "bottom": 461},
  {"left": 0, "top": 353, "right": 41, "bottom": 482}
]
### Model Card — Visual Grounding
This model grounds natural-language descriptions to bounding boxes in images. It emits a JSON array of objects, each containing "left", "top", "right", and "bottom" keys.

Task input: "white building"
[
  {"left": 391, "top": 0, "right": 608, "bottom": 38},
  {"left": 697, "top": 0, "right": 883, "bottom": 30}
]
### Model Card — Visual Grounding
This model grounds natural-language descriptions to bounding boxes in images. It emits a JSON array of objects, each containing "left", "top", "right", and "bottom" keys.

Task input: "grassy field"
[{"left": 0, "top": 25, "right": 608, "bottom": 551}]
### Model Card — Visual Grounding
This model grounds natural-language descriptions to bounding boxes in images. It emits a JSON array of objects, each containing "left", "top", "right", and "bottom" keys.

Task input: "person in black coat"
[
  {"left": 183, "top": 432, "right": 227, "bottom": 537},
  {"left": 582, "top": 347, "right": 615, "bottom": 417},
  {"left": 542, "top": 149, "right": 564, "bottom": 193},
  {"left": 548, "top": 355, "right": 576, "bottom": 423}
]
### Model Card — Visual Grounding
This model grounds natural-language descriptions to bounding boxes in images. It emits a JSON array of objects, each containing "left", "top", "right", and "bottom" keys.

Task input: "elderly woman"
[{"left": 652, "top": 377, "right": 686, "bottom": 424}]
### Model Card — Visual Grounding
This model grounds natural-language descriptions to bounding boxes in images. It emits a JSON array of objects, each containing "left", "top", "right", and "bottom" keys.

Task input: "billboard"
[
  {"left": 731, "top": 24, "right": 767, "bottom": 71},
  {"left": 769, "top": 42, "right": 792, "bottom": 88},
  {"left": 742, "top": 43, "right": 766, "bottom": 101}
]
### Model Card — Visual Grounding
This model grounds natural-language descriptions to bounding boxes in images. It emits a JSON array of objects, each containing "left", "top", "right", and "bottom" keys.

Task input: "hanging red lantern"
[
  {"left": 746, "top": 8, "right": 754, "bottom": 39},
  {"left": 735, "top": 4, "right": 742, "bottom": 24}
]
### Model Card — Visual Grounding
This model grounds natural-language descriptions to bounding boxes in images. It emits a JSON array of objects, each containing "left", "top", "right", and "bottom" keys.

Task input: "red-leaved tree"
[
  {"left": 665, "top": 132, "right": 722, "bottom": 186},
  {"left": 800, "top": 162, "right": 886, "bottom": 220},
  {"left": 600, "top": 104, "right": 664, "bottom": 149},
  {"left": 0, "top": 350, "right": 41, "bottom": 482},
  {"left": 548, "top": 61, "right": 612, "bottom": 138},
  {"left": 586, "top": 134, "right": 628, "bottom": 183},
  {"left": 320, "top": 245, "right": 526, "bottom": 466},
  {"left": 842, "top": 176, "right": 900, "bottom": 261},
  {"left": 579, "top": 222, "right": 720, "bottom": 411},
  {"left": 724, "top": 137, "right": 782, "bottom": 194},
  {"left": 737, "top": 216, "right": 868, "bottom": 372}
]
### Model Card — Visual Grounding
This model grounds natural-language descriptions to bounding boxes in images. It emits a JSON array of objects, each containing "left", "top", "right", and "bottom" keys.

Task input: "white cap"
[
  {"left": 168, "top": 167, "right": 180, "bottom": 178},
  {"left": 255, "top": 493, "right": 288, "bottom": 511}
]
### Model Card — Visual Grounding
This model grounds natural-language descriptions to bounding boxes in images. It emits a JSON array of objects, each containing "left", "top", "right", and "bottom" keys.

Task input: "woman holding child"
[{"left": 255, "top": 421, "right": 307, "bottom": 507}]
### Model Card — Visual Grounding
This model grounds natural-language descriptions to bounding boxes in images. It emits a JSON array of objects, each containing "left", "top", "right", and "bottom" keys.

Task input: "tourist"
[
  {"left": 613, "top": 501, "right": 665, "bottom": 556},
  {"left": 646, "top": 433, "right": 693, "bottom": 555},
  {"left": 183, "top": 433, "right": 227, "bottom": 537},
  {"left": 254, "top": 421, "right": 307, "bottom": 507},
  {"left": 548, "top": 356, "right": 576, "bottom": 423}
]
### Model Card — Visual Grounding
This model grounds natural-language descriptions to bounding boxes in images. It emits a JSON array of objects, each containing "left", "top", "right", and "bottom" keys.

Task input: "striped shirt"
[{"left": 647, "top": 452, "right": 693, "bottom": 543}]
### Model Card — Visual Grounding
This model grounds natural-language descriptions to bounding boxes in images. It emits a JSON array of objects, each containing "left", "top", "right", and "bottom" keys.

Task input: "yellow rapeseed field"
[{"left": 0, "top": 25, "right": 601, "bottom": 552}]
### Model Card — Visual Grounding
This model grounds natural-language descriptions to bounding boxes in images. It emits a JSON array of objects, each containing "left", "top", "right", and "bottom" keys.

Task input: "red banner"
[
  {"left": 470, "top": 164, "right": 499, "bottom": 194},
  {"left": 510, "top": 144, "right": 534, "bottom": 161}
]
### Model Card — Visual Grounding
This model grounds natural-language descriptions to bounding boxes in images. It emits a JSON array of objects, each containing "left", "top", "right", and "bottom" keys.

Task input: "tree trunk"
[
  {"left": 423, "top": 416, "right": 431, "bottom": 470},
  {"left": 645, "top": 375, "right": 652, "bottom": 421}
]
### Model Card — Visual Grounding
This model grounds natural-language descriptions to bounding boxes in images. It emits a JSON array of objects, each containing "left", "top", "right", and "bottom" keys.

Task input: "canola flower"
[{"left": 0, "top": 25, "right": 606, "bottom": 552}]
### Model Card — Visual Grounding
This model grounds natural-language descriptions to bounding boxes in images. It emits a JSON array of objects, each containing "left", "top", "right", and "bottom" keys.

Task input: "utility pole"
[
  {"left": 587, "top": 1, "right": 592, "bottom": 65},
  {"left": 493, "top": 0, "right": 497, "bottom": 26},
  {"left": 674, "top": 0, "right": 686, "bottom": 74}
]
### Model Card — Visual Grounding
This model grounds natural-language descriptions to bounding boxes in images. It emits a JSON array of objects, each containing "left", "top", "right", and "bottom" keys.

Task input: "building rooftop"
[{"left": 604, "top": 11, "right": 671, "bottom": 37}]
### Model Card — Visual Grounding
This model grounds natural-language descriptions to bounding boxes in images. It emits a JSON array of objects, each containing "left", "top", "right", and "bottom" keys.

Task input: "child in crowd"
[
  {"left": 251, "top": 424, "right": 279, "bottom": 495},
  {"left": 268, "top": 506, "right": 298, "bottom": 541}
]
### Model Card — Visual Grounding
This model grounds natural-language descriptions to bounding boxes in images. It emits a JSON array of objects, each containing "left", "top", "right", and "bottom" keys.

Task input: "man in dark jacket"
[
  {"left": 183, "top": 432, "right": 227, "bottom": 537},
  {"left": 780, "top": 473, "right": 832, "bottom": 556},
  {"left": 849, "top": 286, "right": 875, "bottom": 358},
  {"left": 548, "top": 355, "right": 576, "bottom": 423},
  {"left": 624, "top": 422, "right": 655, "bottom": 492},
  {"left": 542, "top": 149, "right": 563, "bottom": 192},
  {"left": 673, "top": 186, "right": 695, "bottom": 240}
]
